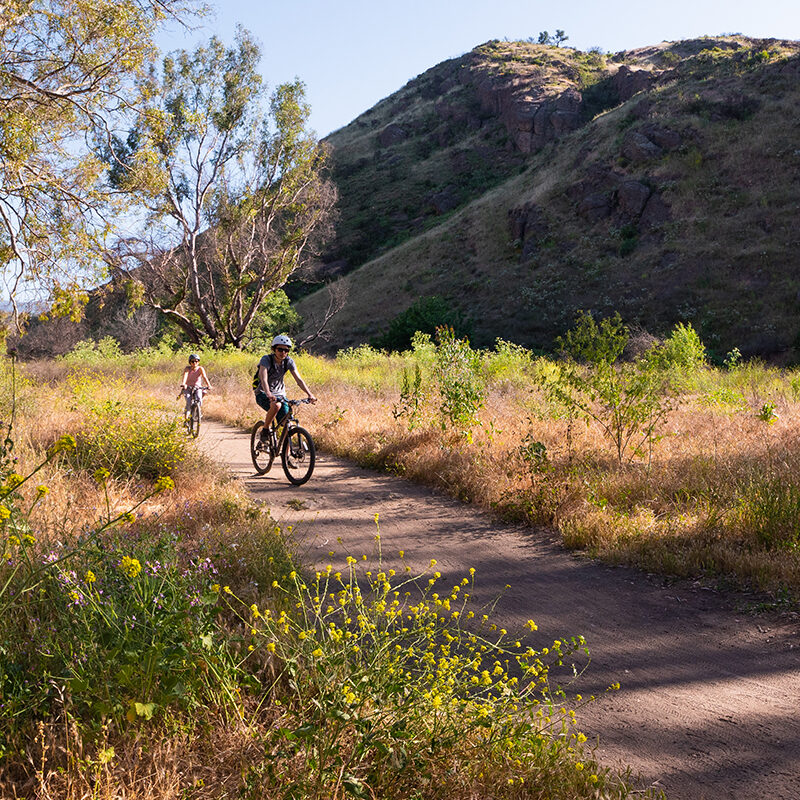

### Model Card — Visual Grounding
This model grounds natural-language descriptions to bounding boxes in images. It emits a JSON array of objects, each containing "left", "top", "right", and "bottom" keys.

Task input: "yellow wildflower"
[
  {"left": 119, "top": 556, "right": 142, "bottom": 579},
  {"left": 153, "top": 476, "right": 175, "bottom": 493}
]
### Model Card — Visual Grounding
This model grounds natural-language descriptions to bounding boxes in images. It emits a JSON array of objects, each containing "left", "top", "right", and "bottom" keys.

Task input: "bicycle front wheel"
[
  {"left": 189, "top": 404, "right": 201, "bottom": 438},
  {"left": 281, "top": 426, "right": 315, "bottom": 485},
  {"left": 250, "top": 421, "right": 274, "bottom": 475}
]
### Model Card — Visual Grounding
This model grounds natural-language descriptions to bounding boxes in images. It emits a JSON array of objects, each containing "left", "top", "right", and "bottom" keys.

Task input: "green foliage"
[
  {"left": 486, "top": 338, "right": 535, "bottom": 382},
  {"left": 545, "top": 314, "right": 673, "bottom": 464},
  {"left": 66, "top": 373, "right": 186, "bottom": 479},
  {"left": 433, "top": 327, "right": 486, "bottom": 436},
  {"left": 723, "top": 347, "right": 743, "bottom": 369},
  {"left": 60, "top": 336, "right": 125, "bottom": 364},
  {"left": 556, "top": 310, "right": 628, "bottom": 366},
  {"left": 242, "top": 290, "right": 301, "bottom": 351},
  {"left": 647, "top": 323, "right": 707, "bottom": 371},
  {"left": 0, "top": 0, "right": 195, "bottom": 311},
  {"left": 371, "top": 295, "right": 471, "bottom": 353},
  {"left": 0, "top": 435, "right": 184, "bottom": 739}
]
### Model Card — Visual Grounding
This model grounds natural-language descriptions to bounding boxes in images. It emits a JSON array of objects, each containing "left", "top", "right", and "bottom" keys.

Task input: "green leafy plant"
[
  {"left": 433, "top": 327, "right": 486, "bottom": 437},
  {"left": 544, "top": 312, "right": 673, "bottom": 465},
  {"left": 372, "top": 296, "right": 471, "bottom": 353}
]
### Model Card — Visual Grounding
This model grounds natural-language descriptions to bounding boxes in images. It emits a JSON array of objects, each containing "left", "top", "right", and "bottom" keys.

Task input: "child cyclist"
[
  {"left": 178, "top": 353, "right": 212, "bottom": 419},
  {"left": 254, "top": 335, "right": 316, "bottom": 435}
]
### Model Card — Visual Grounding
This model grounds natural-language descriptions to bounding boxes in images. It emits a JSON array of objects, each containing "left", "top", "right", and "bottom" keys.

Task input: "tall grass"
[
  {"left": 1, "top": 355, "right": 657, "bottom": 798},
  {"left": 39, "top": 334, "right": 800, "bottom": 597}
]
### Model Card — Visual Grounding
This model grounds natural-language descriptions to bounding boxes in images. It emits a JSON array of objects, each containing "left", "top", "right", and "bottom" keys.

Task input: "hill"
[{"left": 297, "top": 36, "right": 800, "bottom": 360}]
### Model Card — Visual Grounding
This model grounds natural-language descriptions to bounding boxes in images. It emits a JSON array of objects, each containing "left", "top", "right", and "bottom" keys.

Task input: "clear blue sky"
[{"left": 160, "top": 0, "right": 800, "bottom": 138}]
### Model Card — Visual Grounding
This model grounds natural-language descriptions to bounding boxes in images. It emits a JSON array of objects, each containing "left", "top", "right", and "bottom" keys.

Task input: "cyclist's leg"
[
  {"left": 183, "top": 389, "right": 192, "bottom": 418},
  {"left": 255, "top": 391, "right": 279, "bottom": 437},
  {"left": 275, "top": 398, "right": 290, "bottom": 426}
]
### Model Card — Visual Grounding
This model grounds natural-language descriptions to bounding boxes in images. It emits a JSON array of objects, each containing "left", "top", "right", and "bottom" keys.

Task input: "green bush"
[
  {"left": 545, "top": 313, "right": 673, "bottom": 464},
  {"left": 66, "top": 373, "right": 186, "bottom": 479},
  {"left": 434, "top": 327, "right": 485, "bottom": 436},
  {"left": 372, "top": 295, "right": 471, "bottom": 353},
  {"left": 649, "top": 323, "right": 707, "bottom": 370}
]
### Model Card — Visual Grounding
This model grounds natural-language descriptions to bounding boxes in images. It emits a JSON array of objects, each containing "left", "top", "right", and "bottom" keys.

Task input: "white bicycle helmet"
[{"left": 271, "top": 334, "right": 293, "bottom": 349}]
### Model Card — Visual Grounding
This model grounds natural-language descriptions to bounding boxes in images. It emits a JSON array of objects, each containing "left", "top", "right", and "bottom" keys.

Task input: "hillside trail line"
[{"left": 198, "top": 419, "right": 800, "bottom": 800}]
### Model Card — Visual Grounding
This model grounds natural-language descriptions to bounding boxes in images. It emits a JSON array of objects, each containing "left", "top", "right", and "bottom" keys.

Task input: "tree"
[
  {"left": 535, "top": 30, "right": 568, "bottom": 47},
  {"left": 0, "top": 0, "right": 195, "bottom": 324},
  {"left": 108, "top": 29, "right": 337, "bottom": 348}
]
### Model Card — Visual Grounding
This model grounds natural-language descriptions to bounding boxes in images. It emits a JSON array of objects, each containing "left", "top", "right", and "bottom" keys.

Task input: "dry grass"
[{"left": 150, "top": 351, "right": 800, "bottom": 600}]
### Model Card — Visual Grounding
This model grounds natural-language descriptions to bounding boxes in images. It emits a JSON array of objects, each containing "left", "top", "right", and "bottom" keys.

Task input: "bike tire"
[
  {"left": 281, "top": 426, "right": 315, "bottom": 486},
  {"left": 250, "top": 421, "right": 274, "bottom": 475},
  {"left": 189, "top": 404, "right": 201, "bottom": 438}
]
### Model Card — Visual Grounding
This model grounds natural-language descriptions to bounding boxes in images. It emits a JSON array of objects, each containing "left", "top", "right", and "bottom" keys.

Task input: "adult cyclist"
[{"left": 254, "top": 335, "right": 316, "bottom": 434}]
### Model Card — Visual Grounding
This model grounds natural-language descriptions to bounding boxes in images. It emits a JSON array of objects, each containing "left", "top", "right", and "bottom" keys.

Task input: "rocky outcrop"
[
  {"left": 613, "top": 65, "right": 656, "bottom": 100},
  {"left": 508, "top": 202, "right": 550, "bottom": 260},
  {"left": 460, "top": 57, "right": 586, "bottom": 154},
  {"left": 378, "top": 123, "right": 408, "bottom": 147}
]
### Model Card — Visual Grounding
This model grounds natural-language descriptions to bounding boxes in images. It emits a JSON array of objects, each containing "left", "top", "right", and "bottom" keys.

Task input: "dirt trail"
[{"left": 199, "top": 420, "right": 800, "bottom": 800}]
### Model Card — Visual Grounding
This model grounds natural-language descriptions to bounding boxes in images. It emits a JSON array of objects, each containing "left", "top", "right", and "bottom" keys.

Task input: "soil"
[{"left": 200, "top": 420, "right": 800, "bottom": 800}]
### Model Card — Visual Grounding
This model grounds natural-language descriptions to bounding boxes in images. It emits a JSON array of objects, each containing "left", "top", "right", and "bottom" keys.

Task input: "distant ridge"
[{"left": 298, "top": 36, "right": 800, "bottom": 361}]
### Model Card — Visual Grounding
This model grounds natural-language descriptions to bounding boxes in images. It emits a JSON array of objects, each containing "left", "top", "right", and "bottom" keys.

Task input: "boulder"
[
  {"left": 427, "top": 186, "right": 460, "bottom": 215},
  {"left": 618, "top": 181, "right": 652, "bottom": 217},
  {"left": 640, "top": 193, "right": 671, "bottom": 228},
  {"left": 622, "top": 130, "right": 663, "bottom": 163},
  {"left": 641, "top": 123, "right": 682, "bottom": 150},
  {"left": 578, "top": 191, "right": 614, "bottom": 221},
  {"left": 614, "top": 65, "right": 656, "bottom": 101},
  {"left": 378, "top": 123, "right": 408, "bottom": 147}
]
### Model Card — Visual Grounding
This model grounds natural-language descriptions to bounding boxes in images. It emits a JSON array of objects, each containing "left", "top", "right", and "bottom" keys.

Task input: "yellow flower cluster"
[{"left": 119, "top": 555, "right": 142, "bottom": 579}]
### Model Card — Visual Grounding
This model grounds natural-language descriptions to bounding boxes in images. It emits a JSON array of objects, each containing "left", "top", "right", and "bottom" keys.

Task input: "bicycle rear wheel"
[
  {"left": 281, "top": 426, "right": 315, "bottom": 485},
  {"left": 189, "top": 404, "right": 201, "bottom": 438},
  {"left": 250, "top": 421, "right": 274, "bottom": 474}
]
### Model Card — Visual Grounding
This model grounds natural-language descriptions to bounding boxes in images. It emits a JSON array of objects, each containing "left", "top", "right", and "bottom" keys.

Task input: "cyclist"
[
  {"left": 178, "top": 354, "right": 212, "bottom": 420},
  {"left": 254, "top": 335, "right": 316, "bottom": 435}
]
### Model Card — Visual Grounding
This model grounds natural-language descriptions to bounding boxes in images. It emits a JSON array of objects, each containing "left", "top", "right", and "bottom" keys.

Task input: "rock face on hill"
[{"left": 299, "top": 36, "right": 800, "bottom": 360}]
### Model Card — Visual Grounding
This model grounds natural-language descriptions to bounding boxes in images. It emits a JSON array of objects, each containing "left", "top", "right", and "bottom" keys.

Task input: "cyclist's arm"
[
  {"left": 200, "top": 366, "right": 212, "bottom": 390},
  {"left": 290, "top": 367, "right": 317, "bottom": 403}
]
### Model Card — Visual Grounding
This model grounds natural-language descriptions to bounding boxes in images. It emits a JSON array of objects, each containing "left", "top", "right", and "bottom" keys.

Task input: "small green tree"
[
  {"left": 433, "top": 327, "right": 485, "bottom": 437},
  {"left": 543, "top": 312, "right": 673, "bottom": 465}
]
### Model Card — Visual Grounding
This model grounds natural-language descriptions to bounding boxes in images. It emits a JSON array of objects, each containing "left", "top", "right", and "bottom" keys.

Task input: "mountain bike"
[
  {"left": 182, "top": 387, "right": 208, "bottom": 438},
  {"left": 250, "top": 399, "right": 316, "bottom": 485}
]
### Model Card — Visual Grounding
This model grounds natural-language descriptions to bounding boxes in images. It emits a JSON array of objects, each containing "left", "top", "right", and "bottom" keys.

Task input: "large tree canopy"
[
  {"left": 0, "top": 0, "right": 196, "bottom": 320},
  {"left": 108, "top": 29, "right": 336, "bottom": 348}
]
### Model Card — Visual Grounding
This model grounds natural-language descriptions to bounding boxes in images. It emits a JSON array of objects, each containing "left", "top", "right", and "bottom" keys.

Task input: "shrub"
[
  {"left": 433, "top": 327, "right": 485, "bottom": 435},
  {"left": 372, "top": 295, "right": 471, "bottom": 353},
  {"left": 66, "top": 373, "right": 187, "bottom": 479},
  {"left": 544, "top": 313, "right": 673, "bottom": 465},
  {"left": 649, "top": 322, "right": 707, "bottom": 370}
]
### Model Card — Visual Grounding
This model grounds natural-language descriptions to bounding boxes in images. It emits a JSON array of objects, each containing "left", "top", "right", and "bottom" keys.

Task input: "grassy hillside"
[{"left": 298, "top": 36, "right": 800, "bottom": 361}]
